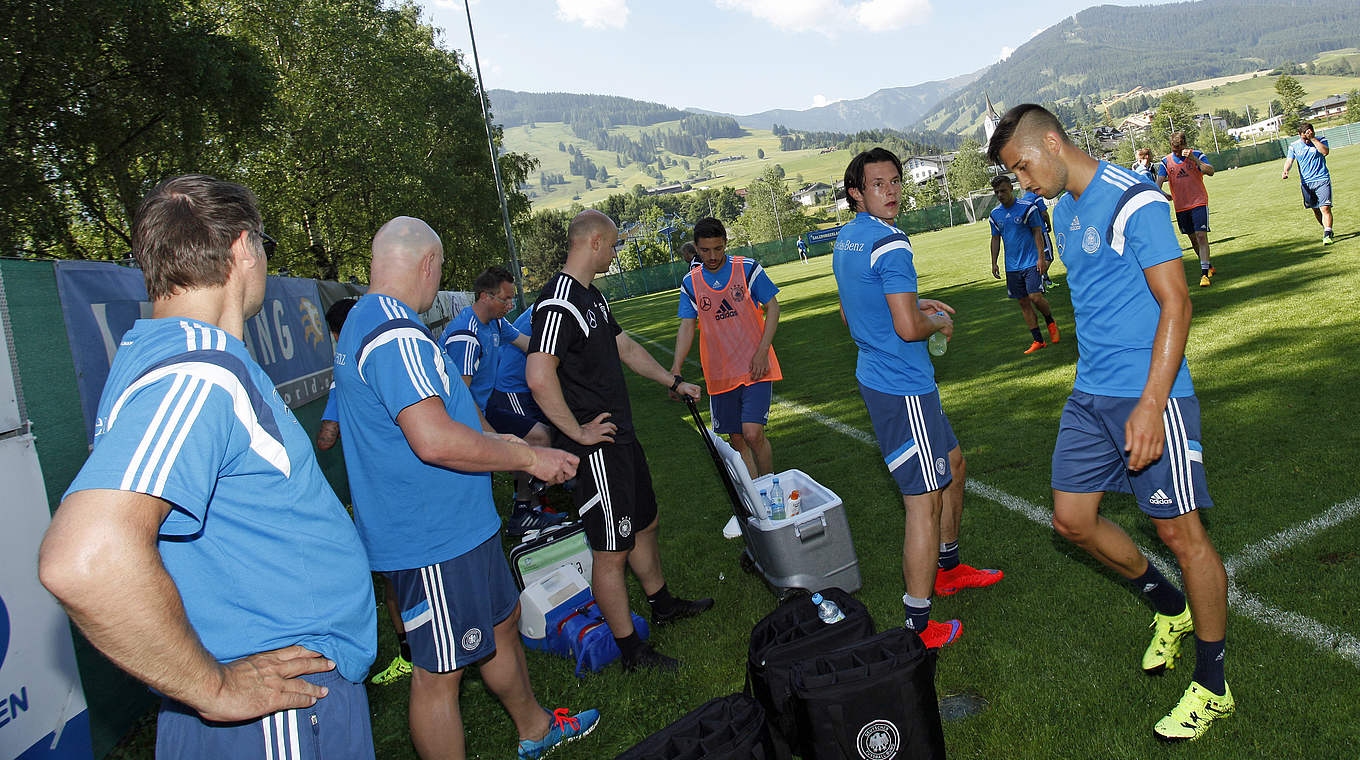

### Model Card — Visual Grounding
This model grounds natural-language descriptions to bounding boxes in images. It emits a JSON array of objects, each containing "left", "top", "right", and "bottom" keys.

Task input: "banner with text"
[{"left": 53, "top": 262, "right": 334, "bottom": 445}]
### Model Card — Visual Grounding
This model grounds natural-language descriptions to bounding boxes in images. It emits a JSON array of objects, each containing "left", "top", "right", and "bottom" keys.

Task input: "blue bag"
[{"left": 542, "top": 588, "right": 649, "bottom": 677}]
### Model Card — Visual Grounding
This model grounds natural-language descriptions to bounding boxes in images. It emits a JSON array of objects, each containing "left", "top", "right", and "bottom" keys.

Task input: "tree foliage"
[
  {"left": 1149, "top": 91, "right": 1200, "bottom": 153},
  {"left": 2, "top": 0, "right": 535, "bottom": 289},
  {"left": 736, "top": 166, "right": 813, "bottom": 245},
  {"left": 1347, "top": 90, "right": 1360, "bottom": 124},
  {"left": 1275, "top": 75, "right": 1308, "bottom": 132},
  {"left": 945, "top": 139, "right": 989, "bottom": 198}
]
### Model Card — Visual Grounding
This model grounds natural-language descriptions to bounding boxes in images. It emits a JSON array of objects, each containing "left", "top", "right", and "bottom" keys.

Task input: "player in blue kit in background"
[
  {"left": 1281, "top": 121, "right": 1335, "bottom": 245},
  {"left": 991, "top": 104, "right": 1233, "bottom": 742},
  {"left": 440, "top": 266, "right": 564, "bottom": 535},
  {"left": 40, "top": 175, "right": 378, "bottom": 758},
  {"left": 833, "top": 147, "right": 1003, "bottom": 650},
  {"left": 335, "top": 217, "right": 596, "bottom": 759},
  {"left": 1020, "top": 188, "right": 1058, "bottom": 289},
  {"left": 990, "top": 175, "right": 1061, "bottom": 354}
]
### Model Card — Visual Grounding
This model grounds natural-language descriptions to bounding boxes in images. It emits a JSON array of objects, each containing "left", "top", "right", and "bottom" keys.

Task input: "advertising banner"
[
  {"left": 53, "top": 262, "right": 333, "bottom": 444},
  {"left": 807, "top": 224, "right": 846, "bottom": 245}
]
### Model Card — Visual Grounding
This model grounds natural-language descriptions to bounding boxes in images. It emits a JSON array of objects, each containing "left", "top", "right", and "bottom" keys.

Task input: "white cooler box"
[
  {"left": 518, "top": 565, "right": 592, "bottom": 641},
  {"left": 706, "top": 429, "right": 861, "bottom": 595}
]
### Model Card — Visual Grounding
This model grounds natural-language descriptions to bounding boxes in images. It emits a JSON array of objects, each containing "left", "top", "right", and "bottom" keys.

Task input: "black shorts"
[{"left": 571, "top": 438, "right": 659, "bottom": 552}]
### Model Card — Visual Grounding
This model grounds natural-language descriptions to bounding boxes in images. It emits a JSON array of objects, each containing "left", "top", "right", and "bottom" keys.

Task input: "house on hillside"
[
  {"left": 1227, "top": 114, "right": 1284, "bottom": 140},
  {"left": 1119, "top": 111, "right": 1154, "bottom": 133},
  {"left": 645, "top": 183, "right": 686, "bottom": 196},
  {"left": 1307, "top": 95, "right": 1348, "bottom": 120},
  {"left": 905, "top": 154, "right": 951, "bottom": 185},
  {"left": 792, "top": 182, "right": 832, "bottom": 206}
]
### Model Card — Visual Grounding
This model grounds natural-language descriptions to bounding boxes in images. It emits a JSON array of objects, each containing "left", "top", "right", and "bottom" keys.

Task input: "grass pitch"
[{"left": 108, "top": 150, "right": 1359, "bottom": 759}]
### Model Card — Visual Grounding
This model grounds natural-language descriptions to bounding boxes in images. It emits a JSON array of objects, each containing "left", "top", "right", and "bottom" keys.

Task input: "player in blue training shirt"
[
  {"left": 40, "top": 175, "right": 378, "bottom": 759},
  {"left": 832, "top": 148, "right": 1003, "bottom": 651},
  {"left": 990, "top": 175, "right": 1061, "bottom": 354},
  {"left": 991, "top": 104, "right": 1233, "bottom": 742},
  {"left": 440, "top": 265, "right": 563, "bottom": 535},
  {"left": 334, "top": 217, "right": 597, "bottom": 759},
  {"left": 1020, "top": 188, "right": 1059, "bottom": 288},
  {"left": 1281, "top": 121, "right": 1335, "bottom": 245}
]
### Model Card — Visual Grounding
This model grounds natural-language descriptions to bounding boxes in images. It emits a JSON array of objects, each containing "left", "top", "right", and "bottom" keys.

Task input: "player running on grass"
[
  {"left": 991, "top": 104, "right": 1232, "bottom": 742},
  {"left": 1281, "top": 121, "right": 1335, "bottom": 245},
  {"left": 990, "top": 175, "right": 1061, "bottom": 354},
  {"left": 832, "top": 147, "right": 1003, "bottom": 650}
]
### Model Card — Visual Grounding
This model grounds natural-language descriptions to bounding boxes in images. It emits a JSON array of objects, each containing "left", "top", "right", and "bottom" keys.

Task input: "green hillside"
[
  {"left": 509, "top": 122, "right": 856, "bottom": 212},
  {"left": 1188, "top": 72, "right": 1360, "bottom": 115}
]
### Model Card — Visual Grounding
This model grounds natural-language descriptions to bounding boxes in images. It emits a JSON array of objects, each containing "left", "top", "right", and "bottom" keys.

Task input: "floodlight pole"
[
  {"left": 769, "top": 183, "right": 784, "bottom": 241},
  {"left": 464, "top": 0, "right": 525, "bottom": 309}
]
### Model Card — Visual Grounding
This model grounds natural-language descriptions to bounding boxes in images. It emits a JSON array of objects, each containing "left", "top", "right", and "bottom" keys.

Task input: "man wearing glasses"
[
  {"left": 832, "top": 148, "right": 1003, "bottom": 650},
  {"left": 440, "top": 265, "right": 564, "bottom": 535}
]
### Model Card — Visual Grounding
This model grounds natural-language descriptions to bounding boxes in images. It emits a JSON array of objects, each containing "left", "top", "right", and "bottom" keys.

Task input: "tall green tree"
[
  {"left": 945, "top": 138, "right": 990, "bottom": 198},
  {"left": 515, "top": 208, "right": 570, "bottom": 291},
  {"left": 0, "top": 0, "right": 273, "bottom": 257},
  {"left": 1149, "top": 90, "right": 1199, "bottom": 152},
  {"left": 737, "top": 166, "right": 812, "bottom": 244},
  {"left": 1275, "top": 75, "right": 1307, "bottom": 133},
  {"left": 1347, "top": 90, "right": 1360, "bottom": 124}
]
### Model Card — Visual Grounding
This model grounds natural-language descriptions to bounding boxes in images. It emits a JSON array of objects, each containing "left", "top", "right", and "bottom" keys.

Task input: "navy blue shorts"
[
  {"left": 1302, "top": 181, "right": 1332, "bottom": 209},
  {"left": 156, "top": 670, "right": 374, "bottom": 759},
  {"left": 486, "top": 390, "right": 547, "bottom": 438},
  {"left": 1175, "top": 206, "right": 1210, "bottom": 236},
  {"left": 1005, "top": 267, "right": 1045, "bottom": 299},
  {"left": 385, "top": 535, "right": 519, "bottom": 673},
  {"left": 1051, "top": 391, "right": 1213, "bottom": 518},
  {"left": 709, "top": 381, "right": 773, "bottom": 435},
  {"left": 859, "top": 384, "right": 958, "bottom": 496}
]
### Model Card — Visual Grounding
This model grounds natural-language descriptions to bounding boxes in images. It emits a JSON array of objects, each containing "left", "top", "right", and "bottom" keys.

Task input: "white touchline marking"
[
  {"left": 629, "top": 331, "right": 1360, "bottom": 667},
  {"left": 1224, "top": 496, "right": 1360, "bottom": 577}
]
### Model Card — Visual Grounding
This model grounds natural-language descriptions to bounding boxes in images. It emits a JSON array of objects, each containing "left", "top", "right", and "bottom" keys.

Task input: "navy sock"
[
  {"left": 1029, "top": 327, "right": 1043, "bottom": 343},
  {"left": 937, "top": 541, "right": 960, "bottom": 571},
  {"left": 1043, "top": 313, "right": 1055, "bottom": 325},
  {"left": 398, "top": 633, "right": 411, "bottom": 662},
  {"left": 1131, "top": 562, "right": 1186, "bottom": 616},
  {"left": 903, "top": 593, "right": 931, "bottom": 633},
  {"left": 1192, "top": 637, "right": 1226, "bottom": 695}
]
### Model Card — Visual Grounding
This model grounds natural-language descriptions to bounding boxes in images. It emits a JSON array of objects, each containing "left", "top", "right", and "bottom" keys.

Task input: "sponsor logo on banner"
[
  {"left": 0, "top": 594, "right": 9, "bottom": 672},
  {"left": 857, "top": 719, "right": 901, "bottom": 760}
]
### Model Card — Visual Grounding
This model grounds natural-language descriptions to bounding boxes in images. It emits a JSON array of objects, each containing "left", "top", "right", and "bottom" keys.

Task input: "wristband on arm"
[{"left": 670, "top": 374, "right": 684, "bottom": 391}]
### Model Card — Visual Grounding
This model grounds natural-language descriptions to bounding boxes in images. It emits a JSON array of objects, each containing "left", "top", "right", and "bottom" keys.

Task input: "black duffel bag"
[
  {"left": 615, "top": 693, "right": 773, "bottom": 760},
  {"left": 746, "top": 588, "right": 875, "bottom": 760},
  {"left": 791, "top": 627, "right": 945, "bottom": 760}
]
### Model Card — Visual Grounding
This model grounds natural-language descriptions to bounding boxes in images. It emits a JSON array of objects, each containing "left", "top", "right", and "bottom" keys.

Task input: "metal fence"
[{"left": 1205, "top": 120, "right": 1359, "bottom": 169}]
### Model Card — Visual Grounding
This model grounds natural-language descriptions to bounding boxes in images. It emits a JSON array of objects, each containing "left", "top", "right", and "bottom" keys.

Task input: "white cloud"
[
  {"left": 556, "top": 0, "right": 629, "bottom": 29},
  {"left": 1031, "top": 27, "right": 1043, "bottom": 38},
  {"left": 715, "top": 0, "right": 929, "bottom": 36},
  {"left": 999, "top": 46, "right": 1014, "bottom": 61},
  {"left": 812, "top": 94, "right": 830, "bottom": 107}
]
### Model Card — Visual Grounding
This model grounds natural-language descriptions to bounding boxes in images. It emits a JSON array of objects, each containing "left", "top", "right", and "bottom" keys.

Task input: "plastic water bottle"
[
  {"left": 770, "top": 478, "right": 786, "bottom": 521},
  {"left": 811, "top": 593, "right": 845, "bottom": 624},
  {"left": 759, "top": 489, "right": 772, "bottom": 520},
  {"left": 928, "top": 312, "right": 948, "bottom": 357}
]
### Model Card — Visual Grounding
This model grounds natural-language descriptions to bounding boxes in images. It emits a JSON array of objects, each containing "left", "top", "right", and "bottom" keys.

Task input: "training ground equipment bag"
[
  {"left": 615, "top": 693, "right": 773, "bottom": 760},
  {"left": 508, "top": 520, "right": 593, "bottom": 590},
  {"left": 791, "top": 627, "right": 945, "bottom": 760},
  {"left": 519, "top": 565, "right": 593, "bottom": 644},
  {"left": 746, "top": 588, "right": 875, "bottom": 760},
  {"left": 521, "top": 578, "right": 651, "bottom": 677},
  {"left": 686, "top": 397, "right": 861, "bottom": 596}
]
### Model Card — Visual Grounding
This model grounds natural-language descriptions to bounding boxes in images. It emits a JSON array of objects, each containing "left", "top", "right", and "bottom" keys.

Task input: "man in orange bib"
[
  {"left": 671, "top": 217, "right": 782, "bottom": 477},
  {"left": 1156, "top": 131, "right": 1216, "bottom": 287}
]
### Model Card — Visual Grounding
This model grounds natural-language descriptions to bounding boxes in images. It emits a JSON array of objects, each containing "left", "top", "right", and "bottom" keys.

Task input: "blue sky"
[{"left": 423, "top": 0, "right": 1176, "bottom": 116}]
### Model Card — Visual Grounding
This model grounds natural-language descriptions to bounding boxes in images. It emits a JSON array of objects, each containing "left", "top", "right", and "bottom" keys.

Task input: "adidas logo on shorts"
[{"left": 1148, "top": 489, "right": 1173, "bottom": 506}]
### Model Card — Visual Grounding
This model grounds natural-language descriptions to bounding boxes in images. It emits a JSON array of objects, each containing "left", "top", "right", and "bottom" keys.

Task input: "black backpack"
[
  {"left": 791, "top": 627, "right": 946, "bottom": 760},
  {"left": 615, "top": 693, "right": 773, "bottom": 760},
  {"left": 746, "top": 589, "right": 876, "bottom": 759}
]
